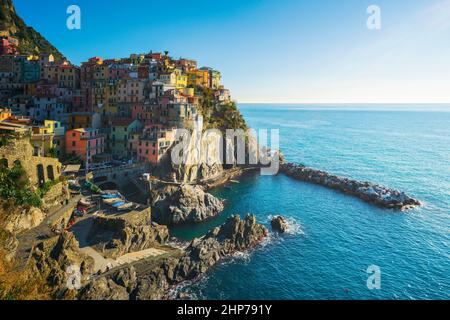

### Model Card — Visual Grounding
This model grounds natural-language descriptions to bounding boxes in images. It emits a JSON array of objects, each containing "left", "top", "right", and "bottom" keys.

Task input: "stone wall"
[
  {"left": 42, "top": 181, "right": 70, "bottom": 210},
  {"left": 0, "top": 136, "right": 62, "bottom": 186}
]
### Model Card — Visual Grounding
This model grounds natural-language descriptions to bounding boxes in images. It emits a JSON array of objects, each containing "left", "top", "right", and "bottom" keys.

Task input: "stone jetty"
[{"left": 281, "top": 163, "right": 421, "bottom": 210}]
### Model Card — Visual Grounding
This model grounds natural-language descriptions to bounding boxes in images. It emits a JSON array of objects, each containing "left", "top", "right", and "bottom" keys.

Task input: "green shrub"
[{"left": 0, "top": 164, "right": 42, "bottom": 208}]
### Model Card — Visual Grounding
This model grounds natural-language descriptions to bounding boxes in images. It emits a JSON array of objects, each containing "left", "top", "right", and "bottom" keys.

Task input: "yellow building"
[
  {"left": 195, "top": 69, "right": 210, "bottom": 88},
  {"left": 174, "top": 69, "right": 187, "bottom": 89},
  {"left": 31, "top": 125, "right": 55, "bottom": 157},
  {"left": 181, "top": 87, "right": 195, "bottom": 97}
]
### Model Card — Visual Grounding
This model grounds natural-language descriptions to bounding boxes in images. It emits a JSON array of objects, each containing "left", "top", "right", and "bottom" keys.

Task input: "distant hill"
[{"left": 0, "top": 0, "right": 65, "bottom": 60}]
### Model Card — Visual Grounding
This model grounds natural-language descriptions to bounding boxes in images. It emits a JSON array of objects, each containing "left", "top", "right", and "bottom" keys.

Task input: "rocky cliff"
[
  {"left": 78, "top": 215, "right": 267, "bottom": 300},
  {"left": 0, "top": 0, "right": 64, "bottom": 60},
  {"left": 30, "top": 232, "right": 95, "bottom": 299}
]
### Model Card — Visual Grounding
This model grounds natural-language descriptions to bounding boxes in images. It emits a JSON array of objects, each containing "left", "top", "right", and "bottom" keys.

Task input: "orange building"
[{"left": 66, "top": 128, "right": 105, "bottom": 164}]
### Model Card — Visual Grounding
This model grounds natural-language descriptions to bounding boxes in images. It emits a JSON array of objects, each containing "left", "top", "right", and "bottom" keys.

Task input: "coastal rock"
[
  {"left": 30, "top": 232, "right": 95, "bottom": 299},
  {"left": 271, "top": 216, "right": 288, "bottom": 233},
  {"left": 172, "top": 215, "right": 268, "bottom": 282},
  {"left": 152, "top": 184, "right": 224, "bottom": 225},
  {"left": 89, "top": 209, "right": 169, "bottom": 259},
  {"left": 281, "top": 163, "right": 421, "bottom": 210},
  {"left": 79, "top": 267, "right": 138, "bottom": 300},
  {"left": 78, "top": 215, "right": 268, "bottom": 300}
]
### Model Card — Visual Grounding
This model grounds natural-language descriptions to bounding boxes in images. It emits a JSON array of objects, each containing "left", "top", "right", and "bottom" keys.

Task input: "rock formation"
[
  {"left": 79, "top": 215, "right": 267, "bottom": 300},
  {"left": 151, "top": 184, "right": 224, "bottom": 225},
  {"left": 30, "top": 232, "right": 95, "bottom": 299},
  {"left": 271, "top": 216, "right": 288, "bottom": 233},
  {"left": 88, "top": 208, "right": 170, "bottom": 259},
  {"left": 281, "top": 163, "right": 421, "bottom": 210}
]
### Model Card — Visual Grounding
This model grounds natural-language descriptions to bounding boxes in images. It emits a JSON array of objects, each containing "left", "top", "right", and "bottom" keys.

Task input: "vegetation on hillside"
[
  {"left": 195, "top": 85, "right": 247, "bottom": 131},
  {"left": 0, "top": 163, "right": 42, "bottom": 208},
  {"left": 0, "top": 0, "right": 64, "bottom": 60}
]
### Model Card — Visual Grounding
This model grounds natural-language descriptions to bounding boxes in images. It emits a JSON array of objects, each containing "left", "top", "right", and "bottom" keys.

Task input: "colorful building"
[
  {"left": 31, "top": 124, "right": 55, "bottom": 157},
  {"left": 108, "top": 118, "right": 142, "bottom": 158},
  {"left": 194, "top": 69, "right": 210, "bottom": 88},
  {"left": 131, "top": 127, "right": 177, "bottom": 165},
  {"left": 68, "top": 112, "right": 101, "bottom": 130},
  {"left": 174, "top": 68, "right": 187, "bottom": 89},
  {"left": 66, "top": 128, "right": 105, "bottom": 164}
]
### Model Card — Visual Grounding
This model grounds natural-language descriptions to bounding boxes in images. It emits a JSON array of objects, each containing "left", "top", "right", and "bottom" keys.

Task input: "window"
[{"left": 72, "top": 141, "right": 76, "bottom": 147}]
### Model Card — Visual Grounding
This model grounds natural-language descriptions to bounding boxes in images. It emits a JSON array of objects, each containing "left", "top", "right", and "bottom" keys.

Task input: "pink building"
[
  {"left": 66, "top": 128, "right": 105, "bottom": 164},
  {"left": 131, "top": 126, "right": 176, "bottom": 165}
]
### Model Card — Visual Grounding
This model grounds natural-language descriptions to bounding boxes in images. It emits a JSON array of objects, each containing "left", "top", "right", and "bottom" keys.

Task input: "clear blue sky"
[{"left": 14, "top": 0, "right": 450, "bottom": 103}]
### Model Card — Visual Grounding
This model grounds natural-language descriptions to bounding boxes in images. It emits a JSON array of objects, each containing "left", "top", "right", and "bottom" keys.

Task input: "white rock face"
[{"left": 171, "top": 126, "right": 225, "bottom": 183}]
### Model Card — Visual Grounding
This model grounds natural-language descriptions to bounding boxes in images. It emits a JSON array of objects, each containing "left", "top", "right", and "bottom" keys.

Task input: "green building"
[{"left": 108, "top": 118, "right": 142, "bottom": 158}]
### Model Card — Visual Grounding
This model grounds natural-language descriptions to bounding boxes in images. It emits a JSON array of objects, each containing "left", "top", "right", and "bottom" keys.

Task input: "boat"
[
  {"left": 111, "top": 201, "right": 126, "bottom": 208},
  {"left": 101, "top": 193, "right": 121, "bottom": 199},
  {"left": 103, "top": 198, "right": 122, "bottom": 205},
  {"left": 230, "top": 180, "right": 240, "bottom": 184}
]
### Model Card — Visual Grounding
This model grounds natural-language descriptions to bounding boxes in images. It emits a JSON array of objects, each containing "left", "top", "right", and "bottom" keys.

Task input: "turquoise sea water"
[{"left": 171, "top": 104, "right": 450, "bottom": 300}]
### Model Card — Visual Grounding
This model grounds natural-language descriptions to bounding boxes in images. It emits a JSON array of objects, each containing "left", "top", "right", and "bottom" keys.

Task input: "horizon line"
[{"left": 237, "top": 102, "right": 450, "bottom": 105}]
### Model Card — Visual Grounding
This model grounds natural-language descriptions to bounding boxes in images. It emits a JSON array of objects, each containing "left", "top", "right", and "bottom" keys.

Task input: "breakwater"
[{"left": 280, "top": 163, "right": 421, "bottom": 210}]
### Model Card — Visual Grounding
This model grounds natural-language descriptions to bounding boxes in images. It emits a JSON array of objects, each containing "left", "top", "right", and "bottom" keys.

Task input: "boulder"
[
  {"left": 152, "top": 184, "right": 224, "bottom": 225},
  {"left": 271, "top": 216, "right": 288, "bottom": 233}
]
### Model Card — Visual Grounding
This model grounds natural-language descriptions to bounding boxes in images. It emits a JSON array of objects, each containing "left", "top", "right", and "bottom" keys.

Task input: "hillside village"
[
  {"left": 0, "top": 0, "right": 270, "bottom": 300},
  {"left": 0, "top": 31, "right": 255, "bottom": 299},
  {"left": 1, "top": 35, "right": 236, "bottom": 169}
]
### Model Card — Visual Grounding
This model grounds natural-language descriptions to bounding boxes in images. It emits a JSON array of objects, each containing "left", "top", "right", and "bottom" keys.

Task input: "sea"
[{"left": 171, "top": 104, "right": 450, "bottom": 300}]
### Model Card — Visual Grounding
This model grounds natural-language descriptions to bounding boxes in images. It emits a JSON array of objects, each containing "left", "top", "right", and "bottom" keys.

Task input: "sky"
[{"left": 13, "top": 0, "right": 450, "bottom": 103}]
